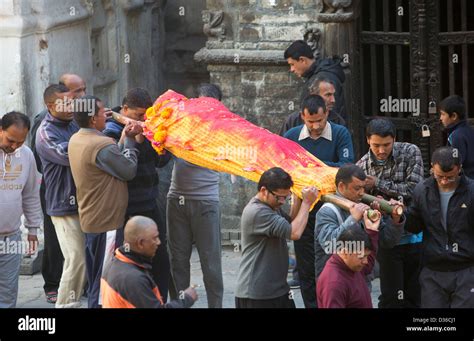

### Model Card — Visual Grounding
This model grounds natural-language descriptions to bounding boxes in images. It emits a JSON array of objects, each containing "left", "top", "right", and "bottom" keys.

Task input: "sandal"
[{"left": 46, "top": 291, "right": 58, "bottom": 304}]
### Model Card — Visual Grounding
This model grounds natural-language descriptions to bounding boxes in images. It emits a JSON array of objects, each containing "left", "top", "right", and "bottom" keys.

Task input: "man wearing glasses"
[
  {"left": 235, "top": 167, "right": 318, "bottom": 308},
  {"left": 405, "top": 146, "right": 474, "bottom": 308}
]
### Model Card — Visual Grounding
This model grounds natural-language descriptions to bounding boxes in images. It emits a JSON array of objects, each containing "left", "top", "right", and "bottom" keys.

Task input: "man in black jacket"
[
  {"left": 280, "top": 40, "right": 346, "bottom": 136},
  {"left": 103, "top": 87, "right": 172, "bottom": 302},
  {"left": 405, "top": 146, "right": 474, "bottom": 308}
]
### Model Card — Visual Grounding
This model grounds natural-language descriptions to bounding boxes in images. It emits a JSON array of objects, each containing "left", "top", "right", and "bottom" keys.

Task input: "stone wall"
[
  {"left": 0, "top": 0, "right": 166, "bottom": 118},
  {"left": 0, "top": 0, "right": 93, "bottom": 117}
]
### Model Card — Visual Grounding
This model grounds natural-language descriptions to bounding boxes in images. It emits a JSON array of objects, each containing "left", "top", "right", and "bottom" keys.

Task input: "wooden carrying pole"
[
  {"left": 321, "top": 194, "right": 381, "bottom": 222},
  {"left": 361, "top": 194, "right": 404, "bottom": 216}
]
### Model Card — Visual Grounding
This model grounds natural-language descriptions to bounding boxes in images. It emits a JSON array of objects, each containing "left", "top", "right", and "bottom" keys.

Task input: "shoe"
[
  {"left": 288, "top": 279, "right": 300, "bottom": 289},
  {"left": 45, "top": 291, "right": 57, "bottom": 304}
]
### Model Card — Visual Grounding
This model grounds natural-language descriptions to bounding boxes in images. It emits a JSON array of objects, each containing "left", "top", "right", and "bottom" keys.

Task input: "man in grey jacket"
[
  {"left": 315, "top": 164, "right": 405, "bottom": 296},
  {"left": 0, "top": 112, "right": 42, "bottom": 308}
]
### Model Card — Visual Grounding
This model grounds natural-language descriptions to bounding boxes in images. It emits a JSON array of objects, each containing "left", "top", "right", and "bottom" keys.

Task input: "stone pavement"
[{"left": 17, "top": 245, "right": 380, "bottom": 308}]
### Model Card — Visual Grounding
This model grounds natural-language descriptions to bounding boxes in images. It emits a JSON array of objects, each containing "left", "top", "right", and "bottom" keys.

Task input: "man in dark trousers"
[
  {"left": 69, "top": 95, "right": 142, "bottom": 308},
  {"left": 103, "top": 87, "right": 172, "bottom": 301},
  {"left": 284, "top": 95, "right": 354, "bottom": 308},
  {"left": 405, "top": 146, "right": 474, "bottom": 308},
  {"left": 357, "top": 118, "right": 424, "bottom": 308},
  {"left": 235, "top": 167, "right": 318, "bottom": 308}
]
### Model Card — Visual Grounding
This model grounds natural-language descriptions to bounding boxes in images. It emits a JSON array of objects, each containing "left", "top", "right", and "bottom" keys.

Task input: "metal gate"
[{"left": 351, "top": 0, "right": 474, "bottom": 172}]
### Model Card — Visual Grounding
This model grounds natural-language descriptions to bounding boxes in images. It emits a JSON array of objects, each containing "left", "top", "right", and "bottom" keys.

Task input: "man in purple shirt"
[{"left": 317, "top": 213, "right": 380, "bottom": 308}]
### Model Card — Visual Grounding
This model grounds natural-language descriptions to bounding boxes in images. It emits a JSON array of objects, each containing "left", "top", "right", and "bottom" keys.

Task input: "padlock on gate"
[
  {"left": 428, "top": 100, "right": 437, "bottom": 114},
  {"left": 421, "top": 124, "right": 431, "bottom": 138}
]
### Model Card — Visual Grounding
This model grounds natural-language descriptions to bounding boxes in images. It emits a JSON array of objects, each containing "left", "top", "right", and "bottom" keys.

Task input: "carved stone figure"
[
  {"left": 322, "top": 0, "right": 352, "bottom": 13},
  {"left": 318, "top": 0, "right": 354, "bottom": 22},
  {"left": 303, "top": 28, "right": 322, "bottom": 59},
  {"left": 202, "top": 10, "right": 226, "bottom": 42}
]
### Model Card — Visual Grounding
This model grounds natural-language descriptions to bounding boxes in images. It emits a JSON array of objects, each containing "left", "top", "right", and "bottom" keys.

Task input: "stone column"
[{"left": 317, "top": 0, "right": 358, "bottom": 140}]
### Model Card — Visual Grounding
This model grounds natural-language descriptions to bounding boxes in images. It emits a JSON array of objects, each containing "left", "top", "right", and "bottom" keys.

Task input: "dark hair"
[
  {"left": 258, "top": 167, "right": 293, "bottom": 192},
  {"left": 337, "top": 225, "right": 374, "bottom": 251},
  {"left": 284, "top": 40, "right": 314, "bottom": 60},
  {"left": 366, "top": 118, "right": 396, "bottom": 138},
  {"left": 431, "top": 146, "right": 461, "bottom": 172},
  {"left": 301, "top": 95, "right": 326, "bottom": 115},
  {"left": 439, "top": 95, "right": 466, "bottom": 120},
  {"left": 308, "top": 78, "right": 335, "bottom": 95},
  {"left": 73, "top": 95, "right": 102, "bottom": 128},
  {"left": 43, "top": 84, "right": 69, "bottom": 104},
  {"left": 335, "top": 164, "right": 367, "bottom": 186},
  {"left": 197, "top": 83, "right": 222, "bottom": 101},
  {"left": 122, "top": 88, "right": 153, "bottom": 109},
  {"left": 0, "top": 111, "right": 30, "bottom": 131}
]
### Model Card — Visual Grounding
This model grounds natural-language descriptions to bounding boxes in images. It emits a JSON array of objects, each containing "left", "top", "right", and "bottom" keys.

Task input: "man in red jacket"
[{"left": 317, "top": 211, "right": 380, "bottom": 308}]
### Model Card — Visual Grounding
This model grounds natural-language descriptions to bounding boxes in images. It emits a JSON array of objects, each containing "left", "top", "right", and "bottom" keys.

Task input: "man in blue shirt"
[{"left": 284, "top": 94, "right": 354, "bottom": 308}]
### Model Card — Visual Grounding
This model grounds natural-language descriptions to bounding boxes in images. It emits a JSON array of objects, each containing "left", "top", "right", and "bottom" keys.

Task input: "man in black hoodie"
[{"left": 280, "top": 40, "right": 346, "bottom": 135}]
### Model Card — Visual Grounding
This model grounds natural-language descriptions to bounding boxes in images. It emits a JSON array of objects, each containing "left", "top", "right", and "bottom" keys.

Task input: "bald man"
[
  {"left": 30, "top": 73, "right": 86, "bottom": 303},
  {"left": 101, "top": 216, "right": 198, "bottom": 308},
  {"left": 59, "top": 73, "right": 86, "bottom": 99}
]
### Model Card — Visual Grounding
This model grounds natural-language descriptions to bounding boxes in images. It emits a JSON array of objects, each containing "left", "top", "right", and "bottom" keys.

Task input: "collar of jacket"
[
  {"left": 45, "top": 111, "right": 73, "bottom": 127},
  {"left": 368, "top": 145, "right": 398, "bottom": 166},
  {"left": 302, "top": 60, "right": 318, "bottom": 80},
  {"left": 115, "top": 246, "right": 153, "bottom": 270},
  {"left": 424, "top": 174, "right": 469, "bottom": 197},
  {"left": 446, "top": 120, "right": 468, "bottom": 135},
  {"left": 331, "top": 254, "right": 355, "bottom": 274}
]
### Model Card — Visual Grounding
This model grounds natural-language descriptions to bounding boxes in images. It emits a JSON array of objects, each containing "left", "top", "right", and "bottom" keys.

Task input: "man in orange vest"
[{"left": 101, "top": 216, "right": 198, "bottom": 308}]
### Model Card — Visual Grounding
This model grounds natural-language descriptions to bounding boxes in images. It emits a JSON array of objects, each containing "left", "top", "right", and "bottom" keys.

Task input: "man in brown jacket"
[{"left": 69, "top": 95, "right": 142, "bottom": 308}]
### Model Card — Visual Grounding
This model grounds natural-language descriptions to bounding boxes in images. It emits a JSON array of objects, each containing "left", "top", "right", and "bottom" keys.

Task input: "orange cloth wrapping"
[{"left": 144, "top": 90, "right": 338, "bottom": 204}]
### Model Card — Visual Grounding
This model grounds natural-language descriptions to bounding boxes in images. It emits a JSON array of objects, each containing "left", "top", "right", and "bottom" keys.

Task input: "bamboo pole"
[
  {"left": 321, "top": 194, "right": 381, "bottom": 222},
  {"left": 361, "top": 194, "right": 404, "bottom": 216}
]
